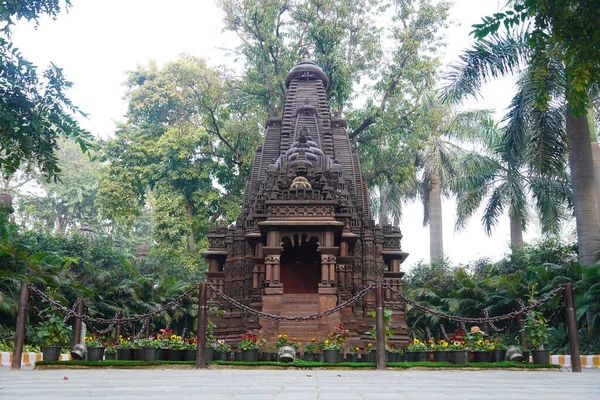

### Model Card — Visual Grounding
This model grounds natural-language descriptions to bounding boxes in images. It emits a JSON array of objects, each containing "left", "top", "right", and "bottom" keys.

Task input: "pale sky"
[{"left": 11, "top": 0, "right": 544, "bottom": 269}]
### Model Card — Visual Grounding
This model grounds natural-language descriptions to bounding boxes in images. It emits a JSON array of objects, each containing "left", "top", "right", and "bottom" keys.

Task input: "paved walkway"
[{"left": 1, "top": 368, "right": 598, "bottom": 399}]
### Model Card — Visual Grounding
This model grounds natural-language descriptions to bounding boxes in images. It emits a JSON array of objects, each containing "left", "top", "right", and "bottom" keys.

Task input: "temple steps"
[{"left": 277, "top": 294, "right": 321, "bottom": 342}]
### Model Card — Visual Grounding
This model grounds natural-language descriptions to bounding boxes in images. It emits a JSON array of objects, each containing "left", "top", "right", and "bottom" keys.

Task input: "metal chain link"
[
  {"left": 383, "top": 283, "right": 565, "bottom": 324},
  {"left": 208, "top": 283, "right": 375, "bottom": 321},
  {"left": 28, "top": 283, "right": 199, "bottom": 325},
  {"left": 482, "top": 309, "right": 509, "bottom": 333},
  {"left": 63, "top": 298, "right": 82, "bottom": 323}
]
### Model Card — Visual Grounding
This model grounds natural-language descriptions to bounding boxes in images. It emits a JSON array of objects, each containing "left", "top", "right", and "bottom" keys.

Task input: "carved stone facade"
[{"left": 202, "top": 60, "right": 409, "bottom": 348}]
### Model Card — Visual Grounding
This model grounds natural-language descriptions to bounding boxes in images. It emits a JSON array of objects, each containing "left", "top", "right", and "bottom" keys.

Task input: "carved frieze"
[{"left": 267, "top": 205, "right": 334, "bottom": 218}]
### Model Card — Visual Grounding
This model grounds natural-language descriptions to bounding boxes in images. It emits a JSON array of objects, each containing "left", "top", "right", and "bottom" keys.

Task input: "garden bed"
[{"left": 34, "top": 359, "right": 561, "bottom": 371}]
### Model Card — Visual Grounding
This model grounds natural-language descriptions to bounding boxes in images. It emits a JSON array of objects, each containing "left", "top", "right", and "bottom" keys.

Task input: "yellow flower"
[
  {"left": 170, "top": 334, "right": 177, "bottom": 340},
  {"left": 442, "top": 341, "right": 449, "bottom": 348},
  {"left": 324, "top": 339, "right": 329, "bottom": 344},
  {"left": 284, "top": 334, "right": 288, "bottom": 338},
  {"left": 292, "top": 338, "right": 296, "bottom": 341},
  {"left": 277, "top": 334, "right": 282, "bottom": 338},
  {"left": 414, "top": 339, "right": 421, "bottom": 345},
  {"left": 355, "top": 347, "right": 360, "bottom": 351},
  {"left": 368, "top": 343, "right": 373, "bottom": 347},
  {"left": 311, "top": 338, "right": 316, "bottom": 342},
  {"left": 478, "top": 340, "right": 484, "bottom": 345}
]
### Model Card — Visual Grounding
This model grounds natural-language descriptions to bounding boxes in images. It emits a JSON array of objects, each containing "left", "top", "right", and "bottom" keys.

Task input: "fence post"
[
  {"left": 515, "top": 300, "right": 527, "bottom": 349},
  {"left": 114, "top": 310, "right": 123, "bottom": 343},
  {"left": 375, "top": 283, "right": 386, "bottom": 370},
  {"left": 196, "top": 282, "right": 208, "bottom": 369},
  {"left": 481, "top": 311, "right": 489, "bottom": 335},
  {"left": 11, "top": 282, "right": 29, "bottom": 370},
  {"left": 72, "top": 299, "right": 85, "bottom": 347},
  {"left": 564, "top": 282, "right": 581, "bottom": 372},
  {"left": 145, "top": 317, "right": 151, "bottom": 338}
]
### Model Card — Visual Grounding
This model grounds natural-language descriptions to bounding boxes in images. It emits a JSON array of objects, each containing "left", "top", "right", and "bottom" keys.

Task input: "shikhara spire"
[{"left": 203, "top": 60, "right": 409, "bottom": 348}]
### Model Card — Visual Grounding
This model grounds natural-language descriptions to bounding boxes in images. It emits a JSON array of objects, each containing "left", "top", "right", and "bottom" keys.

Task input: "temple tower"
[{"left": 203, "top": 60, "right": 409, "bottom": 348}]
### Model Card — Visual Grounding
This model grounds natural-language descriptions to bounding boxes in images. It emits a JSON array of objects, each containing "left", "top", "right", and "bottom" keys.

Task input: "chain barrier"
[
  {"left": 482, "top": 309, "right": 509, "bottom": 333},
  {"left": 207, "top": 283, "right": 375, "bottom": 321},
  {"left": 63, "top": 298, "right": 82, "bottom": 323},
  {"left": 28, "top": 283, "right": 199, "bottom": 326},
  {"left": 384, "top": 283, "right": 565, "bottom": 324}
]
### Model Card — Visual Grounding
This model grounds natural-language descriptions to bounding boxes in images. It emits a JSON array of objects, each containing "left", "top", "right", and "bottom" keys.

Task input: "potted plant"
[
  {"left": 467, "top": 326, "right": 492, "bottom": 362},
  {"left": 321, "top": 324, "right": 349, "bottom": 363},
  {"left": 238, "top": 331, "right": 261, "bottom": 362},
  {"left": 303, "top": 338, "right": 318, "bottom": 361},
  {"left": 139, "top": 337, "right": 161, "bottom": 362},
  {"left": 34, "top": 313, "right": 72, "bottom": 362},
  {"left": 387, "top": 344, "right": 404, "bottom": 362},
  {"left": 346, "top": 346, "right": 360, "bottom": 362},
  {"left": 366, "top": 308, "right": 394, "bottom": 363},
  {"left": 168, "top": 334, "right": 186, "bottom": 361},
  {"left": 116, "top": 336, "right": 133, "bottom": 361},
  {"left": 430, "top": 339, "right": 449, "bottom": 362},
  {"left": 83, "top": 335, "right": 105, "bottom": 362},
  {"left": 491, "top": 337, "right": 507, "bottom": 362},
  {"left": 131, "top": 338, "right": 144, "bottom": 361},
  {"left": 104, "top": 343, "right": 117, "bottom": 360},
  {"left": 523, "top": 310, "right": 550, "bottom": 364},
  {"left": 448, "top": 330, "right": 468, "bottom": 364},
  {"left": 183, "top": 337, "right": 202, "bottom": 362},
  {"left": 448, "top": 339, "right": 468, "bottom": 364},
  {"left": 406, "top": 338, "right": 428, "bottom": 362},
  {"left": 364, "top": 342, "right": 375, "bottom": 362},
  {"left": 211, "top": 339, "right": 231, "bottom": 361}
]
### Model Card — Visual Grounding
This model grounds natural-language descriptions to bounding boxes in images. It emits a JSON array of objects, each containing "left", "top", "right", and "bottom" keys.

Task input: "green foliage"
[
  {"left": 33, "top": 312, "right": 72, "bottom": 347},
  {"left": 523, "top": 310, "right": 548, "bottom": 349},
  {"left": 0, "top": 0, "right": 92, "bottom": 180},
  {"left": 471, "top": 0, "right": 600, "bottom": 115}
]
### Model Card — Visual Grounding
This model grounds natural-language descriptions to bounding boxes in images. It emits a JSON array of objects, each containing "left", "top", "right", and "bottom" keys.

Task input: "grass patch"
[{"left": 35, "top": 359, "right": 560, "bottom": 370}]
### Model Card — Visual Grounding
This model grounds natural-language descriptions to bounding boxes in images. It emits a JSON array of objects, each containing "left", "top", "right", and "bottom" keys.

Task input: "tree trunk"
[
  {"left": 185, "top": 203, "right": 197, "bottom": 254},
  {"left": 429, "top": 174, "right": 443, "bottom": 262},
  {"left": 509, "top": 214, "right": 524, "bottom": 249},
  {"left": 567, "top": 111, "right": 600, "bottom": 267},
  {"left": 591, "top": 142, "right": 600, "bottom": 213}
]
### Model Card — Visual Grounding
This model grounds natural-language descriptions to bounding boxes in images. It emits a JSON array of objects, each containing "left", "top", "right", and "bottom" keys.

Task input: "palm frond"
[{"left": 440, "top": 31, "right": 530, "bottom": 103}]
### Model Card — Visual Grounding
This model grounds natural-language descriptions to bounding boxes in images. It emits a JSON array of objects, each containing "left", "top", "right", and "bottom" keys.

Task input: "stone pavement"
[{"left": 1, "top": 368, "right": 598, "bottom": 399}]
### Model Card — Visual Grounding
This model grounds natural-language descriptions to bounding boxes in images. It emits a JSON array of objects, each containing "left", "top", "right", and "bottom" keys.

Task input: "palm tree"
[
  {"left": 412, "top": 94, "right": 492, "bottom": 261},
  {"left": 453, "top": 118, "right": 573, "bottom": 249},
  {"left": 442, "top": 31, "right": 600, "bottom": 268}
]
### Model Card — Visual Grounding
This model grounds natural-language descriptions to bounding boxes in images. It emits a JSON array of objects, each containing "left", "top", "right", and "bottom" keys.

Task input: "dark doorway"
[{"left": 280, "top": 234, "right": 321, "bottom": 294}]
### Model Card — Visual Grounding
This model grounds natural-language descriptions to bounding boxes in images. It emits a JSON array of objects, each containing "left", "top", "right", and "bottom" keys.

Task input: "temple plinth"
[{"left": 202, "top": 60, "right": 409, "bottom": 349}]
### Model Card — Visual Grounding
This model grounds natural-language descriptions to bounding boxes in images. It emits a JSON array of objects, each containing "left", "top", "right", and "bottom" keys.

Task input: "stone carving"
[{"left": 202, "top": 60, "right": 408, "bottom": 345}]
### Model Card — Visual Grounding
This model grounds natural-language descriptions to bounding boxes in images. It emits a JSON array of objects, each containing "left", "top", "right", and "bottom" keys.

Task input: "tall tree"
[
  {"left": 14, "top": 140, "right": 101, "bottom": 235},
  {"left": 217, "top": 0, "right": 451, "bottom": 186},
  {"left": 454, "top": 119, "right": 573, "bottom": 249},
  {"left": 97, "top": 55, "right": 263, "bottom": 272},
  {"left": 443, "top": 1, "right": 600, "bottom": 267},
  {"left": 410, "top": 94, "right": 492, "bottom": 261},
  {"left": 0, "top": 0, "right": 92, "bottom": 180}
]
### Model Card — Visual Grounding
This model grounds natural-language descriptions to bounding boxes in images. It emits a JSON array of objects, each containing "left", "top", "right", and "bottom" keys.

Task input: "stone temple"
[{"left": 202, "top": 60, "right": 409, "bottom": 349}]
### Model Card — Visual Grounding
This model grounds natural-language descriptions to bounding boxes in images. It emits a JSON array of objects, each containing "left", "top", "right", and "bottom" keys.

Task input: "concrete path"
[{"left": 1, "top": 368, "right": 598, "bottom": 399}]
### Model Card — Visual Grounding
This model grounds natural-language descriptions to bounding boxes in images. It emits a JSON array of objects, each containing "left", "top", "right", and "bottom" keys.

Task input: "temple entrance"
[{"left": 280, "top": 234, "right": 321, "bottom": 294}]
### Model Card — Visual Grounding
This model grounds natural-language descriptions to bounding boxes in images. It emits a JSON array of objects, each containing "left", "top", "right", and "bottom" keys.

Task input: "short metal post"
[
  {"left": 196, "top": 282, "right": 208, "bottom": 369},
  {"left": 72, "top": 298, "right": 84, "bottom": 347},
  {"left": 375, "top": 283, "right": 386, "bottom": 370},
  {"left": 114, "top": 310, "right": 123, "bottom": 343},
  {"left": 564, "top": 283, "right": 581, "bottom": 372},
  {"left": 11, "top": 283, "right": 29, "bottom": 370}
]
